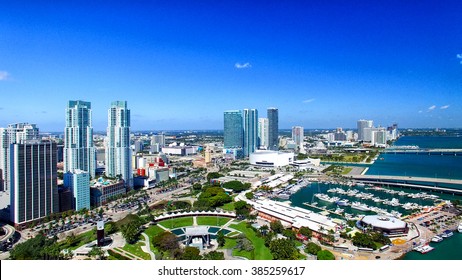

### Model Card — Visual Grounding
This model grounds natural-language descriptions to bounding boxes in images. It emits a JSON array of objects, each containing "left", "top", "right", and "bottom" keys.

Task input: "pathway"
[
  {"left": 193, "top": 216, "right": 198, "bottom": 226},
  {"left": 156, "top": 223, "right": 170, "bottom": 232},
  {"left": 111, "top": 248, "right": 143, "bottom": 260},
  {"left": 141, "top": 233, "right": 156, "bottom": 260}
]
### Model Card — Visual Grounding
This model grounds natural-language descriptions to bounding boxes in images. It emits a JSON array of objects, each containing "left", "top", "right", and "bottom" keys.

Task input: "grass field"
[
  {"left": 220, "top": 202, "right": 235, "bottom": 211},
  {"left": 196, "top": 216, "right": 231, "bottom": 226},
  {"left": 122, "top": 241, "right": 151, "bottom": 260},
  {"left": 59, "top": 230, "right": 96, "bottom": 251},
  {"left": 158, "top": 217, "right": 193, "bottom": 229},
  {"left": 229, "top": 222, "right": 273, "bottom": 260},
  {"left": 144, "top": 225, "right": 165, "bottom": 240},
  {"left": 341, "top": 167, "right": 353, "bottom": 175}
]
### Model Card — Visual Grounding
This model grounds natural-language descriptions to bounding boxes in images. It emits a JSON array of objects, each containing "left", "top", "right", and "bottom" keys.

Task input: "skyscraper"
[
  {"left": 292, "top": 126, "right": 304, "bottom": 151},
  {"left": 64, "top": 100, "right": 95, "bottom": 178},
  {"left": 357, "top": 119, "right": 373, "bottom": 141},
  {"left": 267, "top": 107, "right": 279, "bottom": 151},
  {"left": 0, "top": 123, "right": 39, "bottom": 192},
  {"left": 243, "top": 109, "right": 258, "bottom": 157},
  {"left": 224, "top": 110, "right": 243, "bottom": 152},
  {"left": 10, "top": 141, "right": 58, "bottom": 229},
  {"left": 64, "top": 169, "right": 90, "bottom": 211},
  {"left": 105, "top": 101, "right": 132, "bottom": 188},
  {"left": 258, "top": 118, "right": 269, "bottom": 149}
]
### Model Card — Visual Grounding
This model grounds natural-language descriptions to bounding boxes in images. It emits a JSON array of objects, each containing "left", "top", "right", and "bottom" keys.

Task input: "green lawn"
[
  {"left": 220, "top": 202, "right": 235, "bottom": 211},
  {"left": 144, "top": 225, "right": 165, "bottom": 240},
  {"left": 229, "top": 222, "right": 273, "bottom": 260},
  {"left": 341, "top": 167, "right": 353, "bottom": 175},
  {"left": 196, "top": 216, "right": 231, "bottom": 226},
  {"left": 158, "top": 217, "right": 193, "bottom": 229},
  {"left": 122, "top": 241, "right": 151, "bottom": 260},
  {"left": 59, "top": 230, "right": 96, "bottom": 251}
]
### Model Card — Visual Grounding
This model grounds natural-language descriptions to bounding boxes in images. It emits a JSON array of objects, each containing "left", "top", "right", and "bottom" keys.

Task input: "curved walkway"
[{"left": 141, "top": 233, "right": 156, "bottom": 260}]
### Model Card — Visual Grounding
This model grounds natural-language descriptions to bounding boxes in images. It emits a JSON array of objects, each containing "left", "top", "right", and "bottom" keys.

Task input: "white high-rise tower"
[
  {"left": 64, "top": 100, "right": 95, "bottom": 178},
  {"left": 105, "top": 101, "right": 132, "bottom": 188}
]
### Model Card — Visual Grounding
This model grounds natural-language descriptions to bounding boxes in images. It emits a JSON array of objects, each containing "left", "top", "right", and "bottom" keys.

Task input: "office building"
[
  {"left": 64, "top": 100, "right": 95, "bottom": 178},
  {"left": 223, "top": 110, "right": 243, "bottom": 157},
  {"left": 105, "top": 101, "right": 132, "bottom": 188},
  {"left": 357, "top": 119, "right": 373, "bottom": 141},
  {"left": 267, "top": 108, "right": 279, "bottom": 151},
  {"left": 0, "top": 123, "right": 39, "bottom": 192},
  {"left": 243, "top": 109, "right": 258, "bottom": 157},
  {"left": 10, "top": 141, "right": 58, "bottom": 229},
  {"left": 150, "top": 134, "right": 165, "bottom": 153},
  {"left": 291, "top": 126, "right": 304, "bottom": 151},
  {"left": 258, "top": 118, "right": 269, "bottom": 149},
  {"left": 64, "top": 169, "right": 90, "bottom": 211}
]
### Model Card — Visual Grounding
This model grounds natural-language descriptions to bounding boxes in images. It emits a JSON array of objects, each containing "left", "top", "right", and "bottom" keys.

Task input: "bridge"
[
  {"left": 348, "top": 174, "right": 462, "bottom": 195},
  {"left": 381, "top": 148, "right": 462, "bottom": 156}
]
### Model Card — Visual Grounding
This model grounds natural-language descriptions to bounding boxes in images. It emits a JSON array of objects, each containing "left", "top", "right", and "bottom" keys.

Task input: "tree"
[
  {"left": 192, "top": 183, "right": 203, "bottom": 191},
  {"left": 304, "top": 242, "right": 321, "bottom": 255},
  {"left": 223, "top": 181, "right": 250, "bottom": 193},
  {"left": 216, "top": 230, "right": 226, "bottom": 247},
  {"left": 245, "top": 192, "right": 254, "bottom": 200},
  {"left": 270, "top": 220, "right": 284, "bottom": 234},
  {"left": 104, "top": 221, "right": 118, "bottom": 235},
  {"left": 283, "top": 229, "right": 296, "bottom": 240},
  {"left": 206, "top": 172, "right": 223, "bottom": 181},
  {"left": 203, "top": 251, "right": 225, "bottom": 260},
  {"left": 269, "top": 238, "right": 297, "bottom": 260},
  {"left": 236, "top": 237, "right": 254, "bottom": 252},
  {"left": 120, "top": 222, "right": 141, "bottom": 244},
  {"left": 234, "top": 201, "right": 251, "bottom": 217},
  {"left": 89, "top": 246, "right": 106, "bottom": 260},
  {"left": 152, "top": 231, "right": 180, "bottom": 253},
  {"left": 260, "top": 225, "right": 269, "bottom": 236},
  {"left": 317, "top": 250, "right": 335, "bottom": 260},
  {"left": 299, "top": 227, "right": 312, "bottom": 239},
  {"left": 179, "top": 247, "right": 202, "bottom": 260}
]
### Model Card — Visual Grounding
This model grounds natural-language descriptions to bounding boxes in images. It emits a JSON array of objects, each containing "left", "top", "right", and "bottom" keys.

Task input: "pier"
[{"left": 348, "top": 175, "right": 462, "bottom": 195}]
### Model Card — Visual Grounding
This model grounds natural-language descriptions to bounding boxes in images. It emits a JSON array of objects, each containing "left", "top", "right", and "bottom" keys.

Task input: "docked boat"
[
  {"left": 413, "top": 244, "right": 435, "bottom": 254},
  {"left": 431, "top": 235, "right": 443, "bottom": 243},
  {"left": 351, "top": 202, "right": 371, "bottom": 211},
  {"left": 441, "top": 230, "right": 453, "bottom": 238},
  {"left": 336, "top": 199, "right": 350, "bottom": 206},
  {"left": 458, "top": 222, "right": 462, "bottom": 233},
  {"left": 314, "top": 193, "right": 338, "bottom": 203},
  {"left": 277, "top": 193, "right": 290, "bottom": 200}
]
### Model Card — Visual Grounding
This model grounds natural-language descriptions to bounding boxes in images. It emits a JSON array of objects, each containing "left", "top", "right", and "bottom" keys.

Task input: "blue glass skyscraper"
[
  {"left": 224, "top": 110, "right": 243, "bottom": 155},
  {"left": 243, "top": 109, "right": 258, "bottom": 157},
  {"left": 267, "top": 107, "right": 279, "bottom": 151}
]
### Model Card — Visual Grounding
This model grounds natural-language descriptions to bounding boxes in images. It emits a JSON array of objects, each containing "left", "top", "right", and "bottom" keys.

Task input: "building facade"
[
  {"left": 0, "top": 123, "right": 39, "bottom": 192},
  {"left": 223, "top": 110, "right": 243, "bottom": 157},
  {"left": 90, "top": 179, "right": 126, "bottom": 207},
  {"left": 64, "top": 169, "right": 90, "bottom": 211},
  {"left": 258, "top": 118, "right": 269, "bottom": 149},
  {"left": 243, "top": 109, "right": 258, "bottom": 157},
  {"left": 64, "top": 100, "right": 95, "bottom": 178},
  {"left": 267, "top": 107, "right": 279, "bottom": 151},
  {"left": 291, "top": 126, "right": 304, "bottom": 151},
  {"left": 105, "top": 101, "right": 132, "bottom": 188},
  {"left": 10, "top": 141, "right": 58, "bottom": 229},
  {"left": 357, "top": 119, "right": 373, "bottom": 141}
]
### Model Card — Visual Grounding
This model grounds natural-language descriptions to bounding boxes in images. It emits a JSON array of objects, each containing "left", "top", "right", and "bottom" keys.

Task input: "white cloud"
[
  {"left": 428, "top": 105, "right": 436, "bottom": 111},
  {"left": 234, "top": 62, "right": 251, "bottom": 69},
  {"left": 418, "top": 110, "right": 423, "bottom": 113},
  {"left": 440, "top": 105, "right": 450, "bottom": 110},
  {"left": 303, "top": 98, "right": 315, "bottom": 103},
  {"left": 0, "top": 71, "right": 10, "bottom": 81},
  {"left": 457, "top": 54, "right": 462, "bottom": 64}
]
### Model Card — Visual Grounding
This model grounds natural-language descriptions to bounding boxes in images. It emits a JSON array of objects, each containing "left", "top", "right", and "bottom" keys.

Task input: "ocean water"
[
  {"left": 366, "top": 136, "right": 462, "bottom": 180},
  {"left": 401, "top": 233, "right": 462, "bottom": 260}
]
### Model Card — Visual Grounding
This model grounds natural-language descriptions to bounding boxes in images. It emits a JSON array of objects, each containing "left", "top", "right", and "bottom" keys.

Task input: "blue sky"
[{"left": 1, "top": 1, "right": 461, "bottom": 131}]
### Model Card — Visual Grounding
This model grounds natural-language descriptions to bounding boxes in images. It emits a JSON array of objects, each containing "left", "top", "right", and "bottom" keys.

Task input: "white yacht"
[
  {"left": 458, "top": 222, "right": 462, "bottom": 233},
  {"left": 351, "top": 202, "right": 371, "bottom": 211},
  {"left": 431, "top": 235, "right": 443, "bottom": 243}
]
